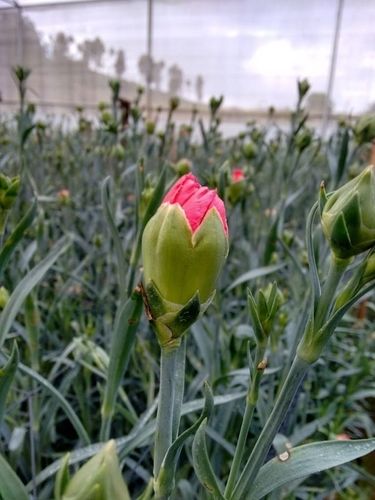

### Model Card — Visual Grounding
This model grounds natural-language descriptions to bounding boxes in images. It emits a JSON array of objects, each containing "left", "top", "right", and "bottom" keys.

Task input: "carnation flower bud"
[
  {"left": 61, "top": 440, "right": 130, "bottom": 500},
  {"left": 226, "top": 167, "right": 246, "bottom": 205},
  {"left": 353, "top": 115, "right": 375, "bottom": 145},
  {"left": 321, "top": 165, "right": 375, "bottom": 259},
  {"left": 297, "top": 78, "right": 311, "bottom": 99},
  {"left": 142, "top": 174, "right": 228, "bottom": 349}
]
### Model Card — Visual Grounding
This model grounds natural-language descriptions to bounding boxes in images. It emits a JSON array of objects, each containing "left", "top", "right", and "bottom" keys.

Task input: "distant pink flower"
[
  {"left": 163, "top": 173, "right": 228, "bottom": 235},
  {"left": 57, "top": 189, "right": 70, "bottom": 203},
  {"left": 336, "top": 433, "right": 351, "bottom": 441},
  {"left": 231, "top": 167, "right": 245, "bottom": 183}
]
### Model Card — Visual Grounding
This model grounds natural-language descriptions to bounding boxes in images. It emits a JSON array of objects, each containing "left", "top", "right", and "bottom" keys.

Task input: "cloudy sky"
[{"left": 4, "top": 0, "right": 375, "bottom": 112}]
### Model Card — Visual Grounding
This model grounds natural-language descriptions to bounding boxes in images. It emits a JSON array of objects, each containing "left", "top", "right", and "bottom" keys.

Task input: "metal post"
[
  {"left": 146, "top": 0, "right": 153, "bottom": 119},
  {"left": 14, "top": 1, "right": 24, "bottom": 65},
  {"left": 322, "top": 0, "right": 344, "bottom": 136}
]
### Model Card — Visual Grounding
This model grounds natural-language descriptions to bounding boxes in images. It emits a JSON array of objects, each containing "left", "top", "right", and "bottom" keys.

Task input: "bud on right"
[{"left": 321, "top": 165, "right": 375, "bottom": 259}]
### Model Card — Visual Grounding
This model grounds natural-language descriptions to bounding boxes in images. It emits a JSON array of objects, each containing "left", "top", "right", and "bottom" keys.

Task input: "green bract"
[
  {"left": 321, "top": 165, "right": 375, "bottom": 259},
  {"left": 142, "top": 203, "right": 228, "bottom": 349}
]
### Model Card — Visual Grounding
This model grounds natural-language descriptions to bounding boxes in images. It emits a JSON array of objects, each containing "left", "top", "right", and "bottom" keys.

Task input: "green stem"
[
  {"left": 171, "top": 337, "right": 186, "bottom": 441},
  {"left": 230, "top": 355, "right": 310, "bottom": 500},
  {"left": 224, "top": 345, "right": 266, "bottom": 497},
  {"left": 153, "top": 347, "right": 179, "bottom": 481}
]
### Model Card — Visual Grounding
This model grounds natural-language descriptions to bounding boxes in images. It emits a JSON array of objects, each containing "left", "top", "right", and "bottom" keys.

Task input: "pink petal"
[
  {"left": 162, "top": 173, "right": 228, "bottom": 235},
  {"left": 163, "top": 173, "right": 200, "bottom": 204},
  {"left": 182, "top": 187, "right": 216, "bottom": 232}
]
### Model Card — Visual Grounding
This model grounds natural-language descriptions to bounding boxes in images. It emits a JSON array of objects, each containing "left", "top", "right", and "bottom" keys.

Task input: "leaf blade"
[{"left": 249, "top": 438, "right": 375, "bottom": 500}]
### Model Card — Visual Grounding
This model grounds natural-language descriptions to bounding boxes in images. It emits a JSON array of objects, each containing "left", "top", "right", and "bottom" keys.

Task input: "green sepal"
[
  {"left": 330, "top": 212, "right": 352, "bottom": 258},
  {"left": 319, "top": 181, "right": 328, "bottom": 217},
  {"left": 152, "top": 292, "right": 201, "bottom": 349},
  {"left": 146, "top": 281, "right": 167, "bottom": 318},
  {"left": 165, "top": 292, "right": 200, "bottom": 336}
]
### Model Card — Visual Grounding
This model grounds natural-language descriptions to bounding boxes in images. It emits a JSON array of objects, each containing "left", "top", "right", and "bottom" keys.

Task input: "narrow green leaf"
[
  {"left": 156, "top": 383, "right": 214, "bottom": 497},
  {"left": 248, "top": 438, "right": 375, "bottom": 500},
  {"left": 0, "top": 342, "right": 19, "bottom": 426},
  {"left": 101, "top": 177, "right": 128, "bottom": 302},
  {"left": 100, "top": 289, "right": 143, "bottom": 440},
  {"left": 0, "top": 201, "right": 37, "bottom": 277},
  {"left": 15, "top": 360, "right": 90, "bottom": 445},
  {"left": 31, "top": 391, "right": 247, "bottom": 491},
  {"left": 192, "top": 419, "right": 225, "bottom": 499},
  {"left": 0, "top": 236, "right": 71, "bottom": 350},
  {"left": 0, "top": 453, "right": 29, "bottom": 500},
  {"left": 227, "top": 264, "right": 286, "bottom": 292},
  {"left": 54, "top": 453, "right": 71, "bottom": 500}
]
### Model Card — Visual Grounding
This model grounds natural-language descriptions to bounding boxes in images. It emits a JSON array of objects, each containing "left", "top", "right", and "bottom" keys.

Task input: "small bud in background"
[
  {"left": 297, "top": 78, "right": 311, "bottom": 99},
  {"left": 242, "top": 141, "right": 257, "bottom": 160},
  {"left": 248, "top": 282, "right": 283, "bottom": 345},
  {"left": 110, "top": 144, "right": 126, "bottom": 161},
  {"left": 231, "top": 167, "right": 245, "bottom": 183},
  {"left": 130, "top": 106, "right": 142, "bottom": 124},
  {"left": 60, "top": 440, "right": 130, "bottom": 500},
  {"left": 145, "top": 120, "right": 156, "bottom": 135},
  {"left": 209, "top": 95, "right": 224, "bottom": 116},
  {"left": 12, "top": 65, "right": 31, "bottom": 83},
  {"left": 98, "top": 101, "right": 109, "bottom": 112},
  {"left": 295, "top": 127, "right": 313, "bottom": 153},
  {"left": 0, "top": 174, "right": 20, "bottom": 210},
  {"left": 335, "top": 433, "right": 351, "bottom": 441},
  {"left": 0, "top": 286, "right": 10, "bottom": 309},
  {"left": 139, "top": 183, "right": 156, "bottom": 220},
  {"left": 172, "top": 158, "right": 192, "bottom": 176},
  {"left": 169, "top": 97, "right": 180, "bottom": 112},
  {"left": 321, "top": 164, "right": 375, "bottom": 259},
  {"left": 226, "top": 167, "right": 246, "bottom": 205},
  {"left": 142, "top": 173, "right": 228, "bottom": 349},
  {"left": 108, "top": 79, "right": 121, "bottom": 101},
  {"left": 57, "top": 189, "right": 71, "bottom": 206},
  {"left": 282, "top": 229, "right": 295, "bottom": 248},
  {"left": 353, "top": 115, "right": 375, "bottom": 145}
]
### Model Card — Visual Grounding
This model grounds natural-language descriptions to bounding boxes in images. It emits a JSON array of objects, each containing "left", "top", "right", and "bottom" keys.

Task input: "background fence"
[{"left": 1, "top": 0, "right": 374, "bottom": 133}]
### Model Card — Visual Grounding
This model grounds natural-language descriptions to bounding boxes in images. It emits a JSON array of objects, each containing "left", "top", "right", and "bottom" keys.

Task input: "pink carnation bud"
[
  {"left": 163, "top": 173, "right": 228, "bottom": 235},
  {"left": 231, "top": 167, "right": 245, "bottom": 183},
  {"left": 142, "top": 173, "right": 229, "bottom": 345}
]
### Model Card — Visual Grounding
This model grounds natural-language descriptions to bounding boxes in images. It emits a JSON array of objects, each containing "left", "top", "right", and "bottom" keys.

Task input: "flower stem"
[
  {"left": 224, "top": 345, "right": 266, "bottom": 497},
  {"left": 153, "top": 346, "right": 179, "bottom": 482},
  {"left": 230, "top": 355, "right": 310, "bottom": 500}
]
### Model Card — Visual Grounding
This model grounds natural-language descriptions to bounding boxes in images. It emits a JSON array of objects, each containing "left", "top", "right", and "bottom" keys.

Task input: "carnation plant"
[{"left": 0, "top": 76, "right": 374, "bottom": 500}]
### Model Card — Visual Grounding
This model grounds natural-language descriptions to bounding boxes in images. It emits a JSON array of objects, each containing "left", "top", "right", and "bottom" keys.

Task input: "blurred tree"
[
  {"left": 52, "top": 32, "right": 73, "bottom": 60},
  {"left": 114, "top": 49, "right": 126, "bottom": 78},
  {"left": 138, "top": 54, "right": 164, "bottom": 90},
  {"left": 78, "top": 37, "right": 105, "bottom": 68},
  {"left": 195, "top": 74, "right": 204, "bottom": 101},
  {"left": 153, "top": 61, "right": 165, "bottom": 90},
  {"left": 306, "top": 92, "right": 333, "bottom": 115},
  {"left": 138, "top": 54, "right": 153, "bottom": 85},
  {"left": 168, "top": 64, "right": 183, "bottom": 97}
]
